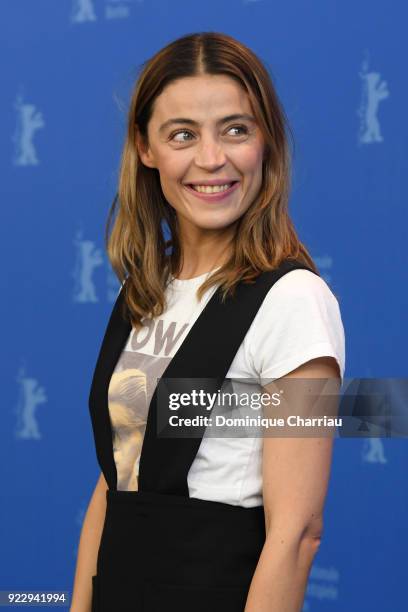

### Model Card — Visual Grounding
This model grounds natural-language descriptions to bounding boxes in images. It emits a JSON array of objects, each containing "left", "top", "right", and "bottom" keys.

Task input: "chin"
[{"left": 189, "top": 215, "right": 237, "bottom": 231}]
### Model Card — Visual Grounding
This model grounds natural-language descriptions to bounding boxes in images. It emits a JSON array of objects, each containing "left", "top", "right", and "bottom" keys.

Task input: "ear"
[{"left": 135, "top": 125, "right": 156, "bottom": 169}]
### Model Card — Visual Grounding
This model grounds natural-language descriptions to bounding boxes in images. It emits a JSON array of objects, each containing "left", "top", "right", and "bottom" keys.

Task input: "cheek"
[
  {"left": 152, "top": 148, "right": 185, "bottom": 183},
  {"left": 154, "top": 156, "right": 187, "bottom": 210},
  {"left": 159, "top": 161, "right": 181, "bottom": 183},
  {"left": 235, "top": 144, "right": 264, "bottom": 175}
]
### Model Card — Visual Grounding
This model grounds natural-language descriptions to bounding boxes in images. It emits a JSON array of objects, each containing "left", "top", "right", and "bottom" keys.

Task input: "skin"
[
  {"left": 70, "top": 472, "right": 108, "bottom": 612},
  {"left": 136, "top": 73, "right": 265, "bottom": 278},
  {"left": 245, "top": 357, "right": 341, "bottom": 611}
]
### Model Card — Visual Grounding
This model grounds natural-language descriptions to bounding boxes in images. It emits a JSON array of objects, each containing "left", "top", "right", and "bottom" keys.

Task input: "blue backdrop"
[{"left": 2, "top": 1, "right": 407, "bottom": 610}]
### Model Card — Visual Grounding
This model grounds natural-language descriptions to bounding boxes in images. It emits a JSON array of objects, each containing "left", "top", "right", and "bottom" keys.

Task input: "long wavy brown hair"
[{"left": 105, "top": 31, "right": 319, "bottom": 330}]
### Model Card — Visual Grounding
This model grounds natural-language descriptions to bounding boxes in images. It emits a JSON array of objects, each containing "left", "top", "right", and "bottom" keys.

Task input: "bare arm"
[
  {"left": 70, "top": 472, "right": 108, "bottom": 612},
  {"left": 244, "top": 356, "right": 341, "bottom": 612}
]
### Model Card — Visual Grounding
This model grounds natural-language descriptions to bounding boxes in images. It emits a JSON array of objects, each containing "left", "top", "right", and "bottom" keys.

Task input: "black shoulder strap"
[{"left": 88, "top": 286, "right": 132, "bottom": 489}]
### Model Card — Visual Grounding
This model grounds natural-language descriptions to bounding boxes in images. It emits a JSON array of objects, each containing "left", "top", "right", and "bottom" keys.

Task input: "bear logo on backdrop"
[
  {"left": 362, "top": 438, "right": 387, "bottom": 464},
  {"left": 70, "top": 0, "right": 97, "bottom": 22},
  {"left": 357, "top": 369, "right": 389, "bottom": 465},
  {"left": 357, "top": 51, "right": 390, "bottom": 145},
  {"left": 73, "top": 229, "right": 120, "bottom": 303},
  {"left": 14, "top": 366, "right": 47, "bottom": 440},
  {"left": 12, "top": 94, "right": 45, "bottom": 167},
  {"left": 70, "top": 0, "right": 140, "bottom": 23},
  {"left": 72, "top": 230, "right": 104, "bottom": 303}
]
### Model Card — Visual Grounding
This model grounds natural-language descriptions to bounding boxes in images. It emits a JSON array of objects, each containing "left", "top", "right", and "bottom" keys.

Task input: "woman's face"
[{"left": 137, "top": 74, "right": 265, "bottom": 236}]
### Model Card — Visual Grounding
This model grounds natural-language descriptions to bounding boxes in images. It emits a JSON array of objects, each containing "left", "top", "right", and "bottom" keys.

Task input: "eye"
[
  {"left": 169, "top": 130, "right": 194, "bottom": 143},
  {"left": 227, "top": 125, "right": 249, "bottom": 136}
]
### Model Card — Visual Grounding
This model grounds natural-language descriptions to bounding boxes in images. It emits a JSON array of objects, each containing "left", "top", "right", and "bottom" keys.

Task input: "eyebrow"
[{"left": 158, "top": 113, "right": 256, "bottom": 134}]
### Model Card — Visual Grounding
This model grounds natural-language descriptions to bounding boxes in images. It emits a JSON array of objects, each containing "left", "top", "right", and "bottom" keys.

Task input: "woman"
[{"left": 71, "top": 32, "right": 345, "bottom": 612}]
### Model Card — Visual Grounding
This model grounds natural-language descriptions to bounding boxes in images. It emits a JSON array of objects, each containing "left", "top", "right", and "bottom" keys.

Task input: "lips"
[
  {"left": 189, "top": 181, "right": 235, "bottom": 191},
  {"left": 183, "top": 181, "right": 240, "bottom": 202},
  {"left": 185, "top": 179, "right": 239, "bottom": 187}
]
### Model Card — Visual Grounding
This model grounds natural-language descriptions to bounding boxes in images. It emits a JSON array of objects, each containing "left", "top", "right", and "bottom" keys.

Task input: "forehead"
[{"left": 150, "top": 74, "right": 253, "bottom": 124}]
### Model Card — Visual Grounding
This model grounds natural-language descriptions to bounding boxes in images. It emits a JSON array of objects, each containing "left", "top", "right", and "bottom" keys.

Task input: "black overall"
[{"left": 88, "top": 258, "right": 315, "bottom": 611}]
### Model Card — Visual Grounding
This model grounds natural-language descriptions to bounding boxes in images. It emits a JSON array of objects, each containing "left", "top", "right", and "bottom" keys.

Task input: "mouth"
[{"left": 183, "top": 181, "right": 240, "bottom": 202}]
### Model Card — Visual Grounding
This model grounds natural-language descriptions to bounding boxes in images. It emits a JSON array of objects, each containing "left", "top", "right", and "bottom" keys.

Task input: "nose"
[{"left": 194, "top": 135, "right": 226, "bottom": 170}]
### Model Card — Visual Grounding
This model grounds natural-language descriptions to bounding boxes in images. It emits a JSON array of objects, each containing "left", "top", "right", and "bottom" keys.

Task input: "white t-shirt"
[{"left": 107, "top": 268, "right": 345, "bottom": 507}]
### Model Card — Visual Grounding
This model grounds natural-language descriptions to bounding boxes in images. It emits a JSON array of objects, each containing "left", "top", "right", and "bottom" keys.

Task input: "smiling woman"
[{"left": 70, "top": 32, "right": 345, "bottom": 612}]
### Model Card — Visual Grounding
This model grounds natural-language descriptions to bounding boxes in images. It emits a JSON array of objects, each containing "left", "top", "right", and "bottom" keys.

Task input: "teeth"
[{"left": 190, "top": 183, "right": 234, "bottom": 194}]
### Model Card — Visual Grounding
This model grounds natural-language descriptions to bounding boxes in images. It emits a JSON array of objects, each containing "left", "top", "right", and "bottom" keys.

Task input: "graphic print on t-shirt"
[{"left": 108, "top": 316, "right": 192, "bottom": 490}]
